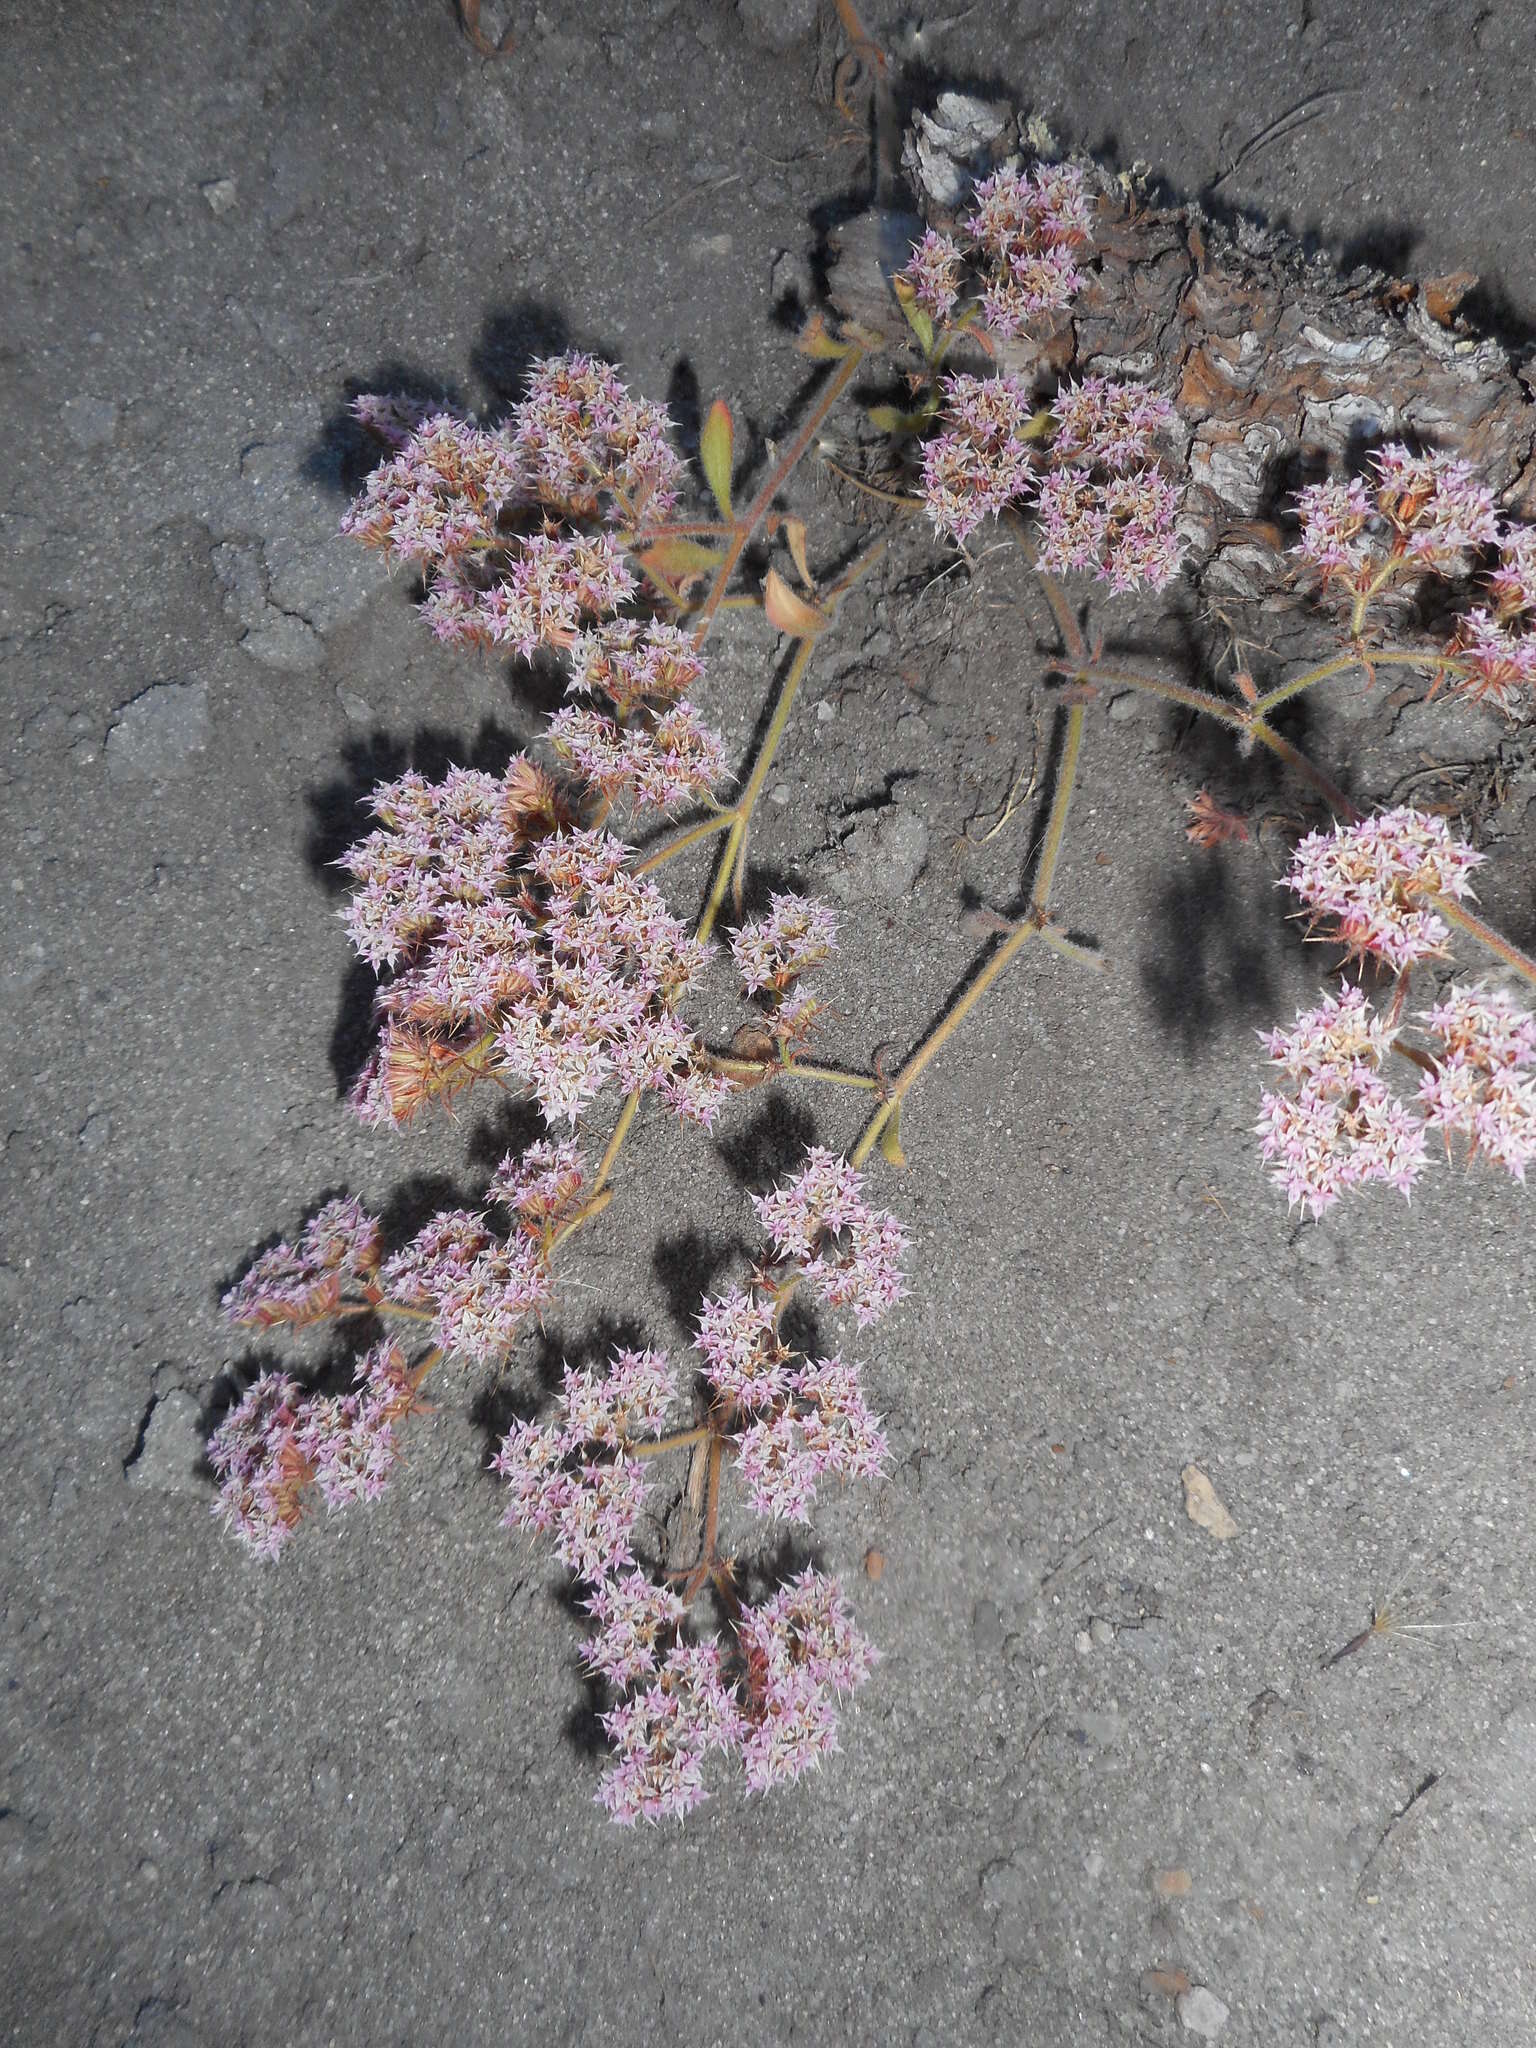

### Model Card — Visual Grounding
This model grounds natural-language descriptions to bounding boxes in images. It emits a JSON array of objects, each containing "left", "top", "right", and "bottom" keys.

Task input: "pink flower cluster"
[
  {"left": 594, "top": 1571, "right": 877, "bottom": 1823},
  {"left": 1294, "top": 451, "right": 1536, "bottom": 717},
  {"left": 1283, "top": 806, "right": 1484, "bottom": 971},
  {"left": 342, "top": 353, "right": 685, "bottom": 661},
  {"left": 919, "top": 372, "right": 1183, "bottom": 588},
  {"left": 208, "top": 1342, "right": 428, "bottom": 1558},
  {"left": 546, "top": 701, "right": 728, "bottom": 813},
  {"left": 733, "top": 1354, "right": 889, "bottom": 1523},
  {"left": 730, "top": 889, "right": 838, "bottom": 1026},
  {"left": 341, "top": 768, "right": 727, "bottom": 1130},
  {"left": 1446, "top": 525, "right": 1536, "bottom": 716},
  {"left": 920, "top": 373, "right": 1036, "bottom": 545},
  {"left": 1257, "top": 985, "right": 1425, "bottom": 1216},
  {"left": 222, "top": 1195, "right": 382, "bottom": 1329},
  {"left": 1259, "top": 981, "right": 1536, "bottom": 1213},
  {"left": 751, "top": 1145, "right": 910, "bottom": 1327},
  {"left": 508, "top": 351, "right": 684, "bottom": 522},
  {"left": 1417, "top": 984, "right": 1536, "bottom": 1181},
  {"left": 1034, "top": 381, "right": 1183, "bottom": 592},
  {"left": 378, "top": 1208, "right": 555, "bottom": 1365},
  {"left": 900, "top": 161, "right": 1093, "bottom": 336},
  {"left": 1296, "top": 445, "right": 1500, "bottom": 588}
]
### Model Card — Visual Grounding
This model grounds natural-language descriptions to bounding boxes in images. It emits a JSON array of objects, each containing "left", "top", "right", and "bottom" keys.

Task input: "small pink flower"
[
  {"left": 730, "top": 894, "right": 838, "bottom": 995},
  {"left": 900, "top": 229, "right": 964, "bottom": 322}
]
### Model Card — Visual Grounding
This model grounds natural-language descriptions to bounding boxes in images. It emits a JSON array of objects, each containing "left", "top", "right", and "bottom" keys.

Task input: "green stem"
[
  {"left": 698, "top": 636, "right": 818, "bottom": 944},
  {"left": 1430, "top": 895, "right": 1536, "bottom": 989},
  {"left": 850, "top": 702, "right": 1088, "bottom": 1168},
  {"left": 627, "top": 1423, "right": 712, "bottom": 1460},
  {"left": 632, "top": 808, "right": 737, "bottom": 874},
  {"left": 1252, "top": 647, "right": 1460, "bottom": 719}
]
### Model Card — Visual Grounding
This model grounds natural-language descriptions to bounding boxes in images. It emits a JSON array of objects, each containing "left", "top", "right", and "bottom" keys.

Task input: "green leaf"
[
  {"left": 878, "top": 1103, "right": 906, "bottom": 1167},
  {"left": 637, "top": 537, "right": 726, "bottom": 581},
  {"left": 866, "top": 401, "right": 937, "bottom": 436},
  {"left": 891, "top": 274, "right": 935, "bottom": 356},
  {"left": 700, "top": 399, "right": 735, "bottom": 522}
]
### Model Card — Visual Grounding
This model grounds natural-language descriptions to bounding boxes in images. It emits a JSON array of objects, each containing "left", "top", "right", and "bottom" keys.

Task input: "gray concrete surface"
[{"left": 3, "top": 3, "right": 1534, "bottom": 2043}]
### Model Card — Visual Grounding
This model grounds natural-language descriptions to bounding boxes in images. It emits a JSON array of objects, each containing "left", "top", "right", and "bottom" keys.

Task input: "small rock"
[
  {"left": 1176, "top": 1985, "right": 1230, "bottom": 2039},
  {"left": 815, "top": 699, "right": 837, "bottom": 722},
  {"left": 1108, "top": 691, "right": 1142, "bottom": 721},
  {"left": 1090, "top": 1617, "right": 1115, "bottom": 1647},
  {"left": 1074, "top": 1629, "right": 1093, "bottom": 1656},
  {"left": 200, "top": 177, "right": 238, "bottom": 216},
  {"left": 736, "top": 0, "right": 820, "bottom": 48},
  {"left": 766, "top": 781, "right": 792, "bottom": 807},
  {"left": 61, "top": 395, "right": 119, "bottom": 450},
  {"left": 337, "top": 687, "right": 374, "bottom": 724},
  {"left": 1181, "top": 1464, "right": 1238, "bottom": 1541},
  {"left": 125, "top": 1389, "right": 207, "bottom": 1495},
  {"left": 106, "top": 679, "right": 210, "bottom": 780}
]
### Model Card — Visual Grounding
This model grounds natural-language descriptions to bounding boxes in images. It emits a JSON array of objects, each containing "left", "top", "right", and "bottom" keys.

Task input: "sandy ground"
[{"left": 3, "top": 4, "right": 1534, "bottom": 2044}]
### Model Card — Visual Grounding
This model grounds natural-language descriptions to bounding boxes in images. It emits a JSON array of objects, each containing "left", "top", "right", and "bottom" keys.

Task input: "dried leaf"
[
  {"left": 780, "top": 516, "right": 815, "bottom": 591},
  {"left": 1181, "top": 1464, "right": 1238, "bottom": 1541},
  {"left": 700, "top": 399, "right": 735, "bottom": 522},
  {"left": 763, "top": 567, "right": 829, "bottom": 638}
]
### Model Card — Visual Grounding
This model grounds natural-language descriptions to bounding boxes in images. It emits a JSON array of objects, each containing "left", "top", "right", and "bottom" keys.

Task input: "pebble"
[
  {"left": 816, "top": 699, "right": 837, "bottom": 721},
  {"left": 106, "top": 679, "right": 210, "bottom": 780},
  {"left": 1108, "top": 691, "right": 1142, "bottom": 720},
  {"left": 1090, "top": 1617, "right": 1115, "bottom": 1647},
  {"left": 1176, "top": 1986, "right": 1230, "bottom": 2039},
  {"left": 1074, "top": 1629, "right": 1093, "bottom": 1656},
  {"left": 766, "top": 782, "right": 792, "bottom": 807},
  {"left": 200, "top": 177, "right": 237, "bottom": 215},
  {"left": 770, "top": 248, "right": 813, "bottom": 307}
]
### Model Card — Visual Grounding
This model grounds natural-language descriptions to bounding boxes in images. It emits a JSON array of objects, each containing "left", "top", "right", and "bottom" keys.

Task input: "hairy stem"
[{"left": 850, "top": 702, "right": 1088, "bottom": 1167}]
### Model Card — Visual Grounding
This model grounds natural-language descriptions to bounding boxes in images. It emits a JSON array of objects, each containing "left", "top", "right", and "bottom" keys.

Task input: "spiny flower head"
[
  {"left": 1417, "top": 983, "right": 1536, "bottom": 1182},
  {"left": 208, "top": 1343, "right": 428, "bottom": 1558},
  {"left": 596, "top": 1640, "right": 746, "bottom": 1825},
  {"left": 1295, "top": 476, "right": 1376, "bottom": 580},
  {"left": 545, "top": 700, "right": 730, "bottom": 812},
  {"left": 1257, "top": 988, "right": 1426, "bottom": 1216},
  {"left": 736, "top": 1570, "right": 877, "bottom": 1793},
  {"left": 379, "top": 1209, "right": 554, "bottom": 1364},
  {"left": 580, "top": 1571, "right": 688, "bottom": 1688},
  {"left": 510, "top": 352, "right": 683, "bottom": 522},
  {"left": 694, "top": 1288, "right": 793, "bottom": 1411},
  {"left": 1370, "top": 444, "right": 1499, "bottom": 565},
  {"left": 752, "top": 1146, "right": 909, "bottom": 1328},
  {"left": 899, "top": 228, "right": 965, "bottom": 322},
  {"left": 961, "top": 162, "right": 1092, "bottom": 336},
  {"left": 340, "top": 412, "right": 524, "bottom": 565},
  {"left": 1283, "top": 807, "right": 1484, "bottom": 970},
  {"left": 734, "top": 1355, "right": 889, "bottom": 1523},
  {"left": 222, "top": 1196, "right": 382, "bottom": 1329},
  {"left": 344, "top": 783, "right": 722, "bottom": 1133},
  {"left": 1049, "top": 377, "right": 1173, "bottom": 472},
  {"left": 487, "top": 1139, "right": 587, "bottom": 1240},
  {"left": 566, "top": 619, "right": 705, "bottom": 715},
  {"left": 920, "top": 372, "right": 1037, "bottom": 545},
  {"left": 730, "top": 893, "right": 838, "bottom": 996}
]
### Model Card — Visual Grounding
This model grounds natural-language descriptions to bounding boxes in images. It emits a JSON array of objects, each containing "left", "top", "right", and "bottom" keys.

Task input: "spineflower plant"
[{"left": 213, "top": 119, "right": 1536, "bottom": 1821}]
